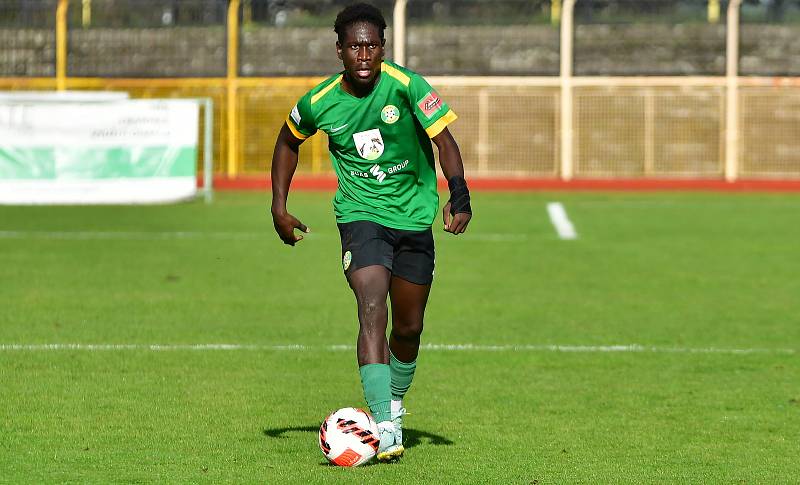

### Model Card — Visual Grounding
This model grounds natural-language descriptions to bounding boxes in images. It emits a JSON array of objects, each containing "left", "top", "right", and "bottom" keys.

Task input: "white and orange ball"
[{"left": 319, "top": 407, "right": 379, "bottom": 466}]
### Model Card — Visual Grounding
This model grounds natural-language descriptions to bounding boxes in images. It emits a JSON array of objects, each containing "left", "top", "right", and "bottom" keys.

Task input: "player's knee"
[{"left": 392, "top": 320, "right": 423, "bottom": 340}]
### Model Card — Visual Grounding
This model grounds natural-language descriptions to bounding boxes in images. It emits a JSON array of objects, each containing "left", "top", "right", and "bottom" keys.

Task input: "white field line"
[
  {"left": 546, "top": 202, "right": 578, "bottom": 240},
  {"left": 0, "top": 230, "right": 527, "bottom": 242},
  {"left": 0, "top": 230, "right": 263, "bottom": 240},
  {"left": 0, "top": 343, "right": 794, "bottom": 355}
]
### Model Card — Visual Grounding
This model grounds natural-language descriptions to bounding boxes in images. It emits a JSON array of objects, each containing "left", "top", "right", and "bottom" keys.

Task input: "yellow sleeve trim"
[
  {"left": 285, "top": 117, "right": 309, "bottom": 140},
  {"left": 311, "top": 77, "right": 341, "bottom": 105},
  {"left": 381, "top": 62, "right": 410, "bottom": 87},
  {"left": 425, "top": 109, "right": 458, "bottom": 138}
]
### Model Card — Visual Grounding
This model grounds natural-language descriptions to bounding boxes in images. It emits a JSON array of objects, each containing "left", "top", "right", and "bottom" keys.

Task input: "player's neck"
[{"left": 341, "top": 72, "right": 381, "bottom": 98}]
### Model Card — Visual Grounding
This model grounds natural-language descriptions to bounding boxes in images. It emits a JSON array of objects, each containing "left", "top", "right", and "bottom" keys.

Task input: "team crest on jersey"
[
  {"left": 353, "top": 128, "right": 384, "bottom": 161},
  {"left": 381, "top": 105, "right": 399, "bottom": 124},
  {"left": 342, "top": 251, "right": 352, "bottom": 271}
]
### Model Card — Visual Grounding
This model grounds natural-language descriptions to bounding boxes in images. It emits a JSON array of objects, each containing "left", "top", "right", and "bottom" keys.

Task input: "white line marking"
[
  {"left": 0, "top": 230, "right": 263, "bottom": 240},
  {"left": 546, "top": 202, "right": 577, "bottom": 240},
  {"left": 452, "top": 234, "right": 528, "bottom": 242},
  {"left": 0, "top": 343, "right": 793, "bottom": 355},
  {"left": 0, "top": 230, "right": 528, "bottom": 242}
]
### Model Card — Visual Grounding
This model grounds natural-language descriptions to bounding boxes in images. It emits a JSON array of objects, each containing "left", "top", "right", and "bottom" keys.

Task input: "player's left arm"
[{"left": 432, "top": 127, "right": 472, "bottom": 235}]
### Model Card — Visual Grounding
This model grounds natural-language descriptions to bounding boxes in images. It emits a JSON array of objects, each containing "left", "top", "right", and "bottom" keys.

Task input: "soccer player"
[{"left": 270, "top": 2, "right": 472, "bottom": 462}]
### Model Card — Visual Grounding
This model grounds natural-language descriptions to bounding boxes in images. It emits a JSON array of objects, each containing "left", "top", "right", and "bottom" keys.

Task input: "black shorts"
[{"left": 337, "top": 220, "right": 435, "bottom": 285}]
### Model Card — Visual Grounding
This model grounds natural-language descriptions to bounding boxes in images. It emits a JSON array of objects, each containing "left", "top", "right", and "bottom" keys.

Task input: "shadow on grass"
[{"left": 263, "top": 425, "right": 454, "bottom": 450}]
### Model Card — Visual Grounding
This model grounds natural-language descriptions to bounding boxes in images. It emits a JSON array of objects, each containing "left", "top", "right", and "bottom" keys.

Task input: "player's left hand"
[{"left": 443, "top": 202, "right": 471, "bottom": 235}]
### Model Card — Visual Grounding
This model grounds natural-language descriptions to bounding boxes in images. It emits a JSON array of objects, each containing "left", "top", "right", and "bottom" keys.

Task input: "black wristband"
[{"left": 447, "top": 176, "right": 472, "bottom": 215}]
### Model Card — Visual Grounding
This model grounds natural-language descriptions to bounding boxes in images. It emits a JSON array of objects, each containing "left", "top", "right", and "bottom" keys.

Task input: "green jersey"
[{"left": 286, "top": 60, "right": 457, "bottom": 231}]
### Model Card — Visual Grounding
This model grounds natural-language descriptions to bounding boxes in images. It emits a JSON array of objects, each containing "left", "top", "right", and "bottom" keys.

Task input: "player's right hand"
[{"left": 271, "top": 211, "right": 310, "bottom": 246}]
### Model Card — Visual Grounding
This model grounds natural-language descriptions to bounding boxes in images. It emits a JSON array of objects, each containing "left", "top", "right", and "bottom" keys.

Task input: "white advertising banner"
[
  {"left": 0, "top": 91, "right": 130, "bottom": 102},
  {"left": 0, "top": 98, "right": 198, "bottom": 204}
]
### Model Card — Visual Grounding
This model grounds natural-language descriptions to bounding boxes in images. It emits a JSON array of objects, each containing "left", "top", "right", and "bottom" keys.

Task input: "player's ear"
[{"left": 336, "top": 41, "right": 343, "bottom": 60}]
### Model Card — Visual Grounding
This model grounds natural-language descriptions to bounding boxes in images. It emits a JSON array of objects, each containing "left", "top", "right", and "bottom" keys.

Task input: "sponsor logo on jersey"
[
  {"left": 353, "top": 128, "right": 384, "bottom": 161},
  {"left": 342, "top": 251, "right": 352, "bottom": 270},
  {"left": 290, "top": 105, "right": 301, "bottom": 125},
  {"left": 330, "top": 123, "right": 348, "bottom": 133},
  {"left": 387, "top": 160, "right": 409, "bottom": 174},
  {"left": 370, "top": 164, "right": 387, "bottom": 183},
  {"left": 417, "top": 91, "right": 442, "bottom": 118},
  {"left": 381, "top": 105, "right": 399, "bottom": 124}
]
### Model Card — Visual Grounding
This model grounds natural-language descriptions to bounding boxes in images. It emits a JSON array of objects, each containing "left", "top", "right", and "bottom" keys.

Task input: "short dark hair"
[{"left": 334, "top": 3, "right": 387, "bottom": 43}]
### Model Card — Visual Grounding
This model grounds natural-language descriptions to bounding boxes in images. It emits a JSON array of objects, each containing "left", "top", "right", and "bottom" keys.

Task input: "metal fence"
[{"left": 1, "top": 0, "right": 799, "bottom": 179}]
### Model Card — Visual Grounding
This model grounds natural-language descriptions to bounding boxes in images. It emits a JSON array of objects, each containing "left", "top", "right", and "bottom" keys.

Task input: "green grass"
[{"left": 1, "top": 191, "right": 799, "bottom": 483}]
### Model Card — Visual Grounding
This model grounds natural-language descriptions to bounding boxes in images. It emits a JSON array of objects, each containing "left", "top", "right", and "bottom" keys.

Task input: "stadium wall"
[
  {"left": 6, "top": 24, "right": 800, "bottom": 78},
  {"left": 1, "top": 0, "right": 799, "bottom": 183}
]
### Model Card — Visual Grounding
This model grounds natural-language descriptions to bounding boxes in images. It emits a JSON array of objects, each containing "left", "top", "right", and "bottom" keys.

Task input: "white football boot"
[
  {"left": 391, "top": 400, "right": 407, "bottom": 450},
  {"left": 376, "top": 420, "right": 404, "bottom": 462}
]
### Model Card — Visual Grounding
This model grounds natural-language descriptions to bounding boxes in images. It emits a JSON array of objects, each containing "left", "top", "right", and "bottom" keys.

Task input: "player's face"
[{"left": 337, "top": 22, "right": 385, "bottom": 93}]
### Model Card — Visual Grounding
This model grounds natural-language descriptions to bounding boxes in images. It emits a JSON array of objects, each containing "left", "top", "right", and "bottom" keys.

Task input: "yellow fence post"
[
  {"left": 227, "top": 0, "right": 241, "bottom": 178},
  {"left": 477, "top": 88, "right": 489, "bottom": 175},
  {"left": 393, "top": 0, "right": 408, "bottom": 66},
  {"left": 708, "top": 0, "right": 720, "bottom": 24},
  {"left": 560, "top": 0, "right": 575, "bottom": 180},
  {"left": 551, "top": 0, "right": 561, "bottom": 26},
  {"left": 644, "top": 89, "right": 655, "bottom": 175},
  {"left": 243, "top": 0, "right": 252, "bottom": 27},
  {"left": 82, "top": 0, "right": 91, "bottom": 28},
  {"left": 725, "top": 0, "right": 743, "bottom": 182},
  {"left": 56, "top": 0, "right": 69, "bottom": 91}
]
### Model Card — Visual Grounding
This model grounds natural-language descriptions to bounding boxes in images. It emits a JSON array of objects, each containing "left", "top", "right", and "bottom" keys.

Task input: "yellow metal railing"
[
  {"left": 55, "top": 0, "right": 68, "bottom": 91},
  {"left": 226, "top": 0, "right": 239, "bottom": 177}
]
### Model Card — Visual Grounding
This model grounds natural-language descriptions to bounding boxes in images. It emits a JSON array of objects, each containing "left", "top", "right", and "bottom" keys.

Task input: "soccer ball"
[{"left": 319, "top": 407, "right": 380, "bottom": 466}]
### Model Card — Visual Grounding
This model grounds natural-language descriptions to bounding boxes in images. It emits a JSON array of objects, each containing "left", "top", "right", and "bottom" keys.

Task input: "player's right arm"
[
  {"left": 271, "top": 96, "right": 319, "bottom": 246},
  {"left": 270, "top": 123, "right": 309, "bottom": 246}
]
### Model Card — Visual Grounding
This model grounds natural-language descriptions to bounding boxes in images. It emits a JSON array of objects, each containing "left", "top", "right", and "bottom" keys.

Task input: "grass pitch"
[{"left": 1, "top": 191, "right": 799, "bottom": 483}]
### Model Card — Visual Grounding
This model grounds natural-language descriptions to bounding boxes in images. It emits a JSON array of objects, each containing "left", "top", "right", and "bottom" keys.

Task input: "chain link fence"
[
  {"left": 437, "top": 84, "right": 559, "bottom": 176},
  {"left": 238, "top": 80, "right": 324, "bottom": 172},
  {"left": 741, "top": 86, "right": 800, "bottom": 177},
  {"left": 575, "top": 85, "right": 724, "bottom": 177}
]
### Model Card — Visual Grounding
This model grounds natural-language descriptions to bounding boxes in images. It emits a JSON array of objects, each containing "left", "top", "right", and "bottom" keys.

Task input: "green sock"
[
  {"left": 389, "top": 349, "right": 417, "bottom": 401},
  {"left": 359, "top": 363, "right": 391, "bottom": 423}
]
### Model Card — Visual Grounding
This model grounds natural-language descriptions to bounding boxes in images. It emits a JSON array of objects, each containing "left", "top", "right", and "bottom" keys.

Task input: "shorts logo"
[
  {"left": 342, "top": 251, "right": 352, "bottom": 271},
  {"left": 353, "top": 128, "right": 384, "bottom": 160},
  {"left": 290, "top": 105, "right": 301, "bottom": 125},
  {"left": 381, "top": 105, "right": 399, "bottom": 124},
  {"left": 417, "top": 91, "right": 442, "bottom": 119}
]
